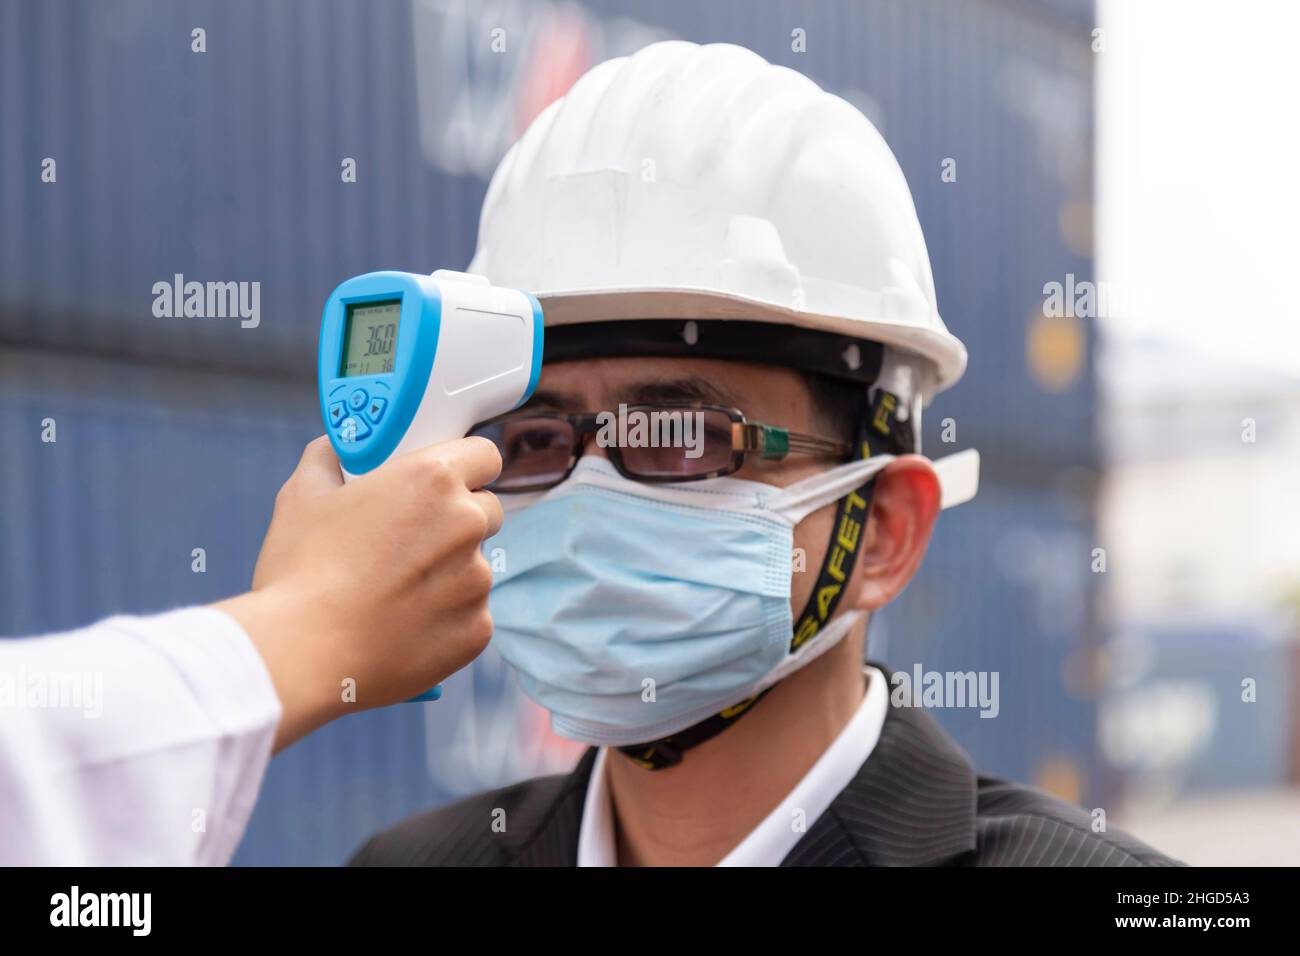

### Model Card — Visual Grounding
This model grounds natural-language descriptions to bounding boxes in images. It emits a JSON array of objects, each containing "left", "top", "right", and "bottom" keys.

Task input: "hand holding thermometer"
[{"left": 318, "top": 269, "right": 543, "bottom": 700}]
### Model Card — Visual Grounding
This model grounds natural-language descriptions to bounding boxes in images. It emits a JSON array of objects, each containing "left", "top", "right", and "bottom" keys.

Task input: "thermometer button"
[
  {"left": 328, "top": 401, "right": 347, "bottom": 426},
  {"left": 364, "top": 397, "right": 388, "bottom": 424},
  {"left": 339, "top": 415, "right": 372, "bottom": 442},
  {"left": 349, "top": 388, "right": 369, "bottom": 411}
]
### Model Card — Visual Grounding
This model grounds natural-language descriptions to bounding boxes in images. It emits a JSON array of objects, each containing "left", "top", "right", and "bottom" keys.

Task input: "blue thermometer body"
[{"left": 318, "top": 269, "right": 543, "bottom": 701}]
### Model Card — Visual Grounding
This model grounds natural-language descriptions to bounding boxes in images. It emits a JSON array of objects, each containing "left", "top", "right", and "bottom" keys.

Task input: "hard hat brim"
[{"left": 533, "top": 287, "right": 968, "bottom": 394}]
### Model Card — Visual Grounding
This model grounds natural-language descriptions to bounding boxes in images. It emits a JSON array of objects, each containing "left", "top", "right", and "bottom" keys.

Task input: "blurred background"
[{"left": 1, "top": 0, "right": 1296, "bottom": 865}]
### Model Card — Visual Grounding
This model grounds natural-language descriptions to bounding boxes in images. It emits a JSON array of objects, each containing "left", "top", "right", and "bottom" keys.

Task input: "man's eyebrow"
[
  {"left": 523, "top": 388, "right": 584, "bottom": 411},
  {"left": 615, "top": 377, "right": 738, "bottom": 406},
  {"left": 522, "top": 377, "right": 741, "bottom": 412}
]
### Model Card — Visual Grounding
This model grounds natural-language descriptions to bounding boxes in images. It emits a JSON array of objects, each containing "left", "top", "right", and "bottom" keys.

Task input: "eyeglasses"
[{"left": 469, "top": 403, "right": 852, "bottom": 493}]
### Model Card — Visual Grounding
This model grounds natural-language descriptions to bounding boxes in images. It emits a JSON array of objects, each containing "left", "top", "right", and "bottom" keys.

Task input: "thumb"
[{"left": 292, "top": 435, "right": 345, "bottom": 495}]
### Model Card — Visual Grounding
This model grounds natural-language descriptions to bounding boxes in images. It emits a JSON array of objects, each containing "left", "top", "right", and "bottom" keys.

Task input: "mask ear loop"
[
  {"left": 618, "top": 388, "right": 913, "bottom": 771},
  {"left": 764, "top": 454, "right": 894, "bottom": 525},
  {"left": 767, "top": 440, "right": 982, "bottom": 519}
]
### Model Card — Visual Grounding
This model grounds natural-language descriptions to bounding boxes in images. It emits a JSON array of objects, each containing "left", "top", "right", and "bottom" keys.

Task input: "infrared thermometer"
[
  {"left": 318, "top": 269, "right": 543, "bottom": 700},
  {"left": 319, "top": 269, "right": 542, "bottom": 479}
]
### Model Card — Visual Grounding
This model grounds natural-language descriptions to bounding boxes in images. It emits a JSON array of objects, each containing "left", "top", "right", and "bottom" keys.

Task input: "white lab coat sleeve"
[{"left": 0, "top": 606, "right": 283, "bottom": 865}]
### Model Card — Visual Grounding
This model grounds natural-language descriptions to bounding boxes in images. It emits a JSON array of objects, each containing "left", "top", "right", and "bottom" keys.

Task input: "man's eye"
[
  {"left": 517, "top": 432, "right": 551, "bottom": 452},
  {"left": 508, "top": 427, "right": 564, "bottom": 456}
]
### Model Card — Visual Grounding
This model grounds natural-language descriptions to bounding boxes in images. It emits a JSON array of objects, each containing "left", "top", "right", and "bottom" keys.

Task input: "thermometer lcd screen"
[{"left": 340, "top": 300, "right": 401, "bottom": 377}]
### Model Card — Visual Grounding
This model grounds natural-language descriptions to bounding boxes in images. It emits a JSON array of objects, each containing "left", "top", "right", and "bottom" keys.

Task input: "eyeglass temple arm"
[{"left": 734, "top": 423, "right": 850, "bottom": 460}]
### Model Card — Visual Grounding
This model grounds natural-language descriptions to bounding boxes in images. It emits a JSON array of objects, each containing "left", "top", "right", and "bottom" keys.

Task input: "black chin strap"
[{"left": 618, "top": 388, "right": 914, "bottom": 770}]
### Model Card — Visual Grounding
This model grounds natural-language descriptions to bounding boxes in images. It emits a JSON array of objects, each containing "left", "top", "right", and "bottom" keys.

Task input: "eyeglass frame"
[{"left": 469, "top": 401, "right": 854, "bottom": 493}]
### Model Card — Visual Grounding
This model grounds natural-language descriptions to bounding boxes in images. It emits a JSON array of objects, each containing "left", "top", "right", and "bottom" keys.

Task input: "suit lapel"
[
  {"left": 781, "top": 675, "right": 979, "bottom": 866},
  {"left": 507, "top": 747, "right": 597, "bottom": 866}
]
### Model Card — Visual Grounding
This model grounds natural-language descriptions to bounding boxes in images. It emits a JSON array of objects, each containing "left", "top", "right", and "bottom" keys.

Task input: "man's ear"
[{"left": 850, "top": 455, "right": 942, "bottom": 612}]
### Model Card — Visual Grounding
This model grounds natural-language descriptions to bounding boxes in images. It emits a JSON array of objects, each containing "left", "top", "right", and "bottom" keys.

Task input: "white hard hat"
[{"left": 469, "top": 40, "right": 967, "bottom": 400}]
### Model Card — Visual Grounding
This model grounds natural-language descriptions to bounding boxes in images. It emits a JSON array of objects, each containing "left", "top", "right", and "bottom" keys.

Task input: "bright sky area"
[{"left": 1098, "top": 0, "right": 1300, "bottom": 387}]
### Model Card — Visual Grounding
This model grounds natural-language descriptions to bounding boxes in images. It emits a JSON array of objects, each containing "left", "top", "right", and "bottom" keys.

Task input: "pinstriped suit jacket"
[{"left": 350, "top": 681, "right": 1181, "bottom": 867}]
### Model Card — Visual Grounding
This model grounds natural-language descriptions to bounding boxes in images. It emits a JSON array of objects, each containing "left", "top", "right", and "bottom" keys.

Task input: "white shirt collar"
[{"left": 576, "top": 665, "right": 889, "bottom": 866}]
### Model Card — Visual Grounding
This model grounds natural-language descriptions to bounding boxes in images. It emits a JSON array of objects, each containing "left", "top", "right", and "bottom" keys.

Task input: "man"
[{"left": 351, "top": 41, "right": 1177, "bottom": 867}]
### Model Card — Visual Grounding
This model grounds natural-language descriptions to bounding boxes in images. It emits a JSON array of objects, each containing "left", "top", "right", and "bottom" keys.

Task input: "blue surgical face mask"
[{"left": 484, "top": 454, "right": 898, "bottom": 747}]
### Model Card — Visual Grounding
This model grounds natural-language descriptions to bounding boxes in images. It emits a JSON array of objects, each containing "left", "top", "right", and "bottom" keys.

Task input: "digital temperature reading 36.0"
[{"left": 340, "top": 300, "right": 400, "bottom": 377}]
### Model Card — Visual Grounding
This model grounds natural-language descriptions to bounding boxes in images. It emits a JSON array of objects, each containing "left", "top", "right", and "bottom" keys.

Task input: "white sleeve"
[{"left": 0, "top": 606, "right": 283, "bottom": 865}]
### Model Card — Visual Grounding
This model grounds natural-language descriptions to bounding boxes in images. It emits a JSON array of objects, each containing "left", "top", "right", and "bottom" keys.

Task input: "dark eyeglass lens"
[
  {"left": 472, "top": 418, "right": 576, "bottom": 490},
  {"left": 619, "top": 408, "right": 735, "bottom": 478}
]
